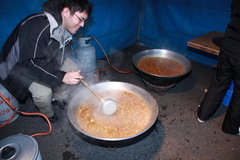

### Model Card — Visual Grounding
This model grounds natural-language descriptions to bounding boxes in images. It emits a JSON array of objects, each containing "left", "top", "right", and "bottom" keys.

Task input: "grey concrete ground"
[{"left": 0, "top": 44, "right": 240, "bottom": 160}]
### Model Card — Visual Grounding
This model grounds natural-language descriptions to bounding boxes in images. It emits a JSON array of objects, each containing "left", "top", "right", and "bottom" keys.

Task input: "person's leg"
[
  {"left": 29, "top": 82, "right": 54, "bottom": 118},
  {"left": 197, "top": 52, "right": 233, "bottom": 121},
  {"left": 222, "top": 85, "right": 240, "bottom": 134},
  {"left": 222, "top": 56, "right": 240, "bottom": 135}
]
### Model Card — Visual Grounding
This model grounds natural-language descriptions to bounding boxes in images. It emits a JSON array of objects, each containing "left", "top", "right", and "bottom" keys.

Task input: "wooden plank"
[{"left": 187, "top": 31, "right": 224, "bottom": 56}]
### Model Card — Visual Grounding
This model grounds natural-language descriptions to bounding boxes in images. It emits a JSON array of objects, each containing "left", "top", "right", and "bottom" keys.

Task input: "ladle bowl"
[
  {"left": 70, "top": 69, "right": 117, "bottom": 115},
  {"left": 101, "top": 97, "right": 117, "bottom": 115},
  {"left": 68, "top": 81, "right": 158, "bottom": 142},
  {"left": 79, "top": 77, "right": 117, "bottom": 115}
]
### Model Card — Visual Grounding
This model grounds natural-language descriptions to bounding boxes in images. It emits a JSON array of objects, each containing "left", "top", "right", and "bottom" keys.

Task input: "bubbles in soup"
[
  {"left": 137, "top": 57, "right": 186, "bottom": 76},
  {"left": 76, "top": 90, "right": 151, "bottom": 138}
]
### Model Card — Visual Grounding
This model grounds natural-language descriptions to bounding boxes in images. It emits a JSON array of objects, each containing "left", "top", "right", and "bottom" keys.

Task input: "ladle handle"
[{"left": 70, "top": 69, "right": 104, "bottom": 102}]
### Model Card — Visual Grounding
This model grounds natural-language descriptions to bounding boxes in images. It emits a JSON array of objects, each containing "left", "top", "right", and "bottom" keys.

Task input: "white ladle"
[{"left": 71, "top": 69, "right": 117, "bottom": 115}]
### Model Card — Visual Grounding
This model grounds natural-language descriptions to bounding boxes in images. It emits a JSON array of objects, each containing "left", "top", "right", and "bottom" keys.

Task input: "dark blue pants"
[{"left": 197, "top": 51, "right": 240, "bottom": 134}]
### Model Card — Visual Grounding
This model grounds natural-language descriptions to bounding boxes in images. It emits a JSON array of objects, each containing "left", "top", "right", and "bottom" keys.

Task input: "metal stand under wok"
[{"left": 142, "top": 79, "right": 176, "bottom": 95}]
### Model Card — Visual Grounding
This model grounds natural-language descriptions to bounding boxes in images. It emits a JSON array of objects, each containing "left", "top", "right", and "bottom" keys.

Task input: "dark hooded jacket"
[{"left": 0, "top": 3, "right": 73, "bottom": 100}]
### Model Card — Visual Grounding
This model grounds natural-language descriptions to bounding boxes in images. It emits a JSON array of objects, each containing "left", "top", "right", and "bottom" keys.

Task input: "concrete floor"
[{"left": 0, "top": 44, "right": 240, "bottom": 160}]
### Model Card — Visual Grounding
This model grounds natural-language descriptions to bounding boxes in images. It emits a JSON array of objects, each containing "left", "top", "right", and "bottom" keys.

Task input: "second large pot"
[{"left": 132, "top": 49, "right": 192, "bottom": 86}]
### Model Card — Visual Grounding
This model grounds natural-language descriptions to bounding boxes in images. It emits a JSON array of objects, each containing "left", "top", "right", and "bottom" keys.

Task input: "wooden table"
[{"left": 187, "top": 31, "right": 224, "bottom": 56}]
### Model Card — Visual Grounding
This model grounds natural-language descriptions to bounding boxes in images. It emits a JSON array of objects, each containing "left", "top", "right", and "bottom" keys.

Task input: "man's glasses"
[{"left": 74, "top": 14, "right": 87, "bottom": 24}]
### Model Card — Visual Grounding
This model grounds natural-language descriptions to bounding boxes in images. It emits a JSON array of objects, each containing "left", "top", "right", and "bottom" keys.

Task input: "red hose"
[
  {"left": 98, "top": 63, "right": 133, "bottom": 74},
  {"left": 0, "top": 93, "right": 52, "bottom": 137}
]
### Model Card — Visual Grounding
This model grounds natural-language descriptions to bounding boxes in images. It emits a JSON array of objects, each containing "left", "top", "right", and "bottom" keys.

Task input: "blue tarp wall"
[{"left": 0, "top": 0, "right": 232, "bottom": 66}]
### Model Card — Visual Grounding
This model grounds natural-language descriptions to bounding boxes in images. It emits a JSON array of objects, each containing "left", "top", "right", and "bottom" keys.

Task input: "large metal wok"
[
  {"left": 68, "top": 81, "right": 158, "bottom": 142},
  {"left": 132, "top": 49, "right": 192, "bottom": 86}
]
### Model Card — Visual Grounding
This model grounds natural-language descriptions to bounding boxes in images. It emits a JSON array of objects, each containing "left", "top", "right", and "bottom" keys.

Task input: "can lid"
[{"left": 0, "top": 134, "right": 39, "bottom": 160}]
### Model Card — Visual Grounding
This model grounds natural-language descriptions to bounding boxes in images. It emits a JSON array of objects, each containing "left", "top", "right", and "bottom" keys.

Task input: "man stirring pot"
[{"left": 0, "top": 0, "right": 92, "bottom": 122}]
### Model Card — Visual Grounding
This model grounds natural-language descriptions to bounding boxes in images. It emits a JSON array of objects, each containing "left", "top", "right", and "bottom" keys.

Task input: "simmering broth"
[
  {"left": 76, "top": 90, "right": 151, "bottom": 138},
  {"left": 137, "top": 57, "right": 185, "bottom": 76}
]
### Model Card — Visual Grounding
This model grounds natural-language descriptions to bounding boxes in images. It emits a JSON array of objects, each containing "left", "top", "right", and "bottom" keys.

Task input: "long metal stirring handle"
[
  {"left": 79, "top": 79, "right": 104, "bottom": 102},
  {"left": 70, "top": 69, "right": 104, "bottom": 103}
]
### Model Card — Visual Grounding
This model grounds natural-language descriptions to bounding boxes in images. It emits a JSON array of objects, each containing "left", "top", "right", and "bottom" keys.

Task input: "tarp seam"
[{"left": 137, "top": 0, "right": 144, "bottom": 42}]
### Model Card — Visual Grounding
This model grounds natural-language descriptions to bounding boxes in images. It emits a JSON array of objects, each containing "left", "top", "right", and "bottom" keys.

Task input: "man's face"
[{"left": 62, "top": 8, "right": 88, "bottom": 34}]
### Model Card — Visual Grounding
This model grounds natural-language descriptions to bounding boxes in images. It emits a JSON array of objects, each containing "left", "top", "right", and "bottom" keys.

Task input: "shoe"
[
  {"left": 197, "top": 104, "right": 205, "bottom": 123},
  {"left": 52, "top": 99, "right": 67, "bottom": 109},
  {"left": 223, "top": 128, "right": 240, "bottom": 136},
  {"left": 48, "top": 113, "right": 58, "bottom": 123},
  {"left": 197, "top": 117, "right": 205, "bottom": 123},
  {"left": 58, "top": 100, "right": 67, "bottom": 109}
]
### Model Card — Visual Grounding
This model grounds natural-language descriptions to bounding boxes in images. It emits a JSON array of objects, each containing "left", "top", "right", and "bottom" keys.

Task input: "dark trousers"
[{"left": 197, "top": 51, "right": 240, "bottom": 134}]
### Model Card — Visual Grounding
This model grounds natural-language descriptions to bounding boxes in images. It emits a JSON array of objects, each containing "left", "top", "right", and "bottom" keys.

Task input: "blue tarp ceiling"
[{"left": 0, "top": 0, "right": 232, "bottom": 66}]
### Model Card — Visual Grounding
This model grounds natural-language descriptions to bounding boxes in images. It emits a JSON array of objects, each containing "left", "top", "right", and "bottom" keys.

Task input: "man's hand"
[{"left": 62, "top": 70, "right": 83, "bottom": 85}]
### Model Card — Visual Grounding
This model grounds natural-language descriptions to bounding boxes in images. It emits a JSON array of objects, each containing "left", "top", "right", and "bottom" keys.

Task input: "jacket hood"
[
  {"left": 42, "top": 0, "right": 63, "bottom": 25},
  {"left": 44, "top": 12, "right": 72, "bottom": 49}
]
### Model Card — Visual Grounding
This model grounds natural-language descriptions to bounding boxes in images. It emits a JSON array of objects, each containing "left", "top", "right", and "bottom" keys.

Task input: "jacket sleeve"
[{"left": 17, "top": 15, "right": 65, "bottom": 87}]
